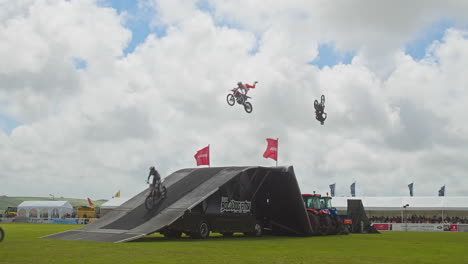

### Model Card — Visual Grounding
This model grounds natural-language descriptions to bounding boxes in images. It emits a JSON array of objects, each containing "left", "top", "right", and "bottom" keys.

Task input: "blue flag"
[
  {"left": 329, "top": 183, "right": 336, "bottom": 197},
  {"left": 350, "top": 182, "right": 356, "bottom": 197},
  {"left": 408, "top": 182, "right": 414, "bottom": 197},
  {"left": 438, "top": 185, "right": 445, "bottom": 196}
]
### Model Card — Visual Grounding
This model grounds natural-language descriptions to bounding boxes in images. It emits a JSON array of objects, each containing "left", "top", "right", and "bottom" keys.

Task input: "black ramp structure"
[
  {"left": 347, "top": 199, "right": 379, "bottom": 234},
  {"left": 43, "top": 166, "right": 311, "bottom": 243}
]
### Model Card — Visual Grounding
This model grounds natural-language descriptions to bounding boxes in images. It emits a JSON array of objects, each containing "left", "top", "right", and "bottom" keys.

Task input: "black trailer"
[{"left": 160, "top": 166, "right": 312, "bottom": 238}]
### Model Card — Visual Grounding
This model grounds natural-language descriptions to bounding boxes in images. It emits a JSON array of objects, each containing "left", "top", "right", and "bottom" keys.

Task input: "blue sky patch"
[
  {"left": 405, "top": 20, "right": 456, "bottom": 61},
  {"left": 0, "top": 114, "right": 22, "bottom": 136},
  {"left": 99, "top": 0, "right": 166, "bottom": 55},
  {"left": 196, "top": 0, "right": 215, "bottom": 14},
  {"left": 310, "top": 43, "right": 354, "bottom": 69},
  {"left": 405, "top": 19, "right": 468, "bottom": 60},
  {"left": 72, "top": 57, "right": 87, "bottom": 70}
]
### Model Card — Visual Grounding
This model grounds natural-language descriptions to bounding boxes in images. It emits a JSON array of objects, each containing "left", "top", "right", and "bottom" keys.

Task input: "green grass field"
[{"left": 0, "top": 223, "right": 467, "bottom": 264}]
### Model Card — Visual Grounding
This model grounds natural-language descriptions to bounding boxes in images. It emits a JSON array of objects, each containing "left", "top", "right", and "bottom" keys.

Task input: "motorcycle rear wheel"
[{"left": 244, "top": 102, "right": 253, "bottom": 113}]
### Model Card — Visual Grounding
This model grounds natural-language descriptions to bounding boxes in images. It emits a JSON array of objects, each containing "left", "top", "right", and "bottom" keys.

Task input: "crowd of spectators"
[{"left": 370, "top": 215, "right": 468, "bottom": 224}]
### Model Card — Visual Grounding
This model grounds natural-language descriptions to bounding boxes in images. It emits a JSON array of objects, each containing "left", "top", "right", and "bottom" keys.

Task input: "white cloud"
[{"left": 1, "top": 0, "right": 468, "bottom": 200}]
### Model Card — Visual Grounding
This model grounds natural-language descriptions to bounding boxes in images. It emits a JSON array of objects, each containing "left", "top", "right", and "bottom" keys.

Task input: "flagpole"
[{"left": 276, "top": 138, "right": 279, "bottom": 167}]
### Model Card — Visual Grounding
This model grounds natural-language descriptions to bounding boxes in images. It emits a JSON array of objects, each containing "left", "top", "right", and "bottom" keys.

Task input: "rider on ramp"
[
  {"left": 147, "top": 166, "right": 161, "bottom": 188},
  {"left": 145, "top": 166, "right": 167, "bottom": 210}
]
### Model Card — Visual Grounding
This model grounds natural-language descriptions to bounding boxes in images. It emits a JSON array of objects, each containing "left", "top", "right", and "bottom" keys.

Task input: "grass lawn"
[{"left": 0, "top": 223, "right": 467, "bottom": 264}]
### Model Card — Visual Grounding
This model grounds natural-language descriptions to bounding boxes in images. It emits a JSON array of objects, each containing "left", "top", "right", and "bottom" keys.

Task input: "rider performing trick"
[
  {"left": 237, "top": 81, "right": 257, "bottom": 96},
  {"left": 314, "top": 95, "right": 327, "bottom": 125},
  {"left": 227, "top": 81, "right": 258, "bottom": 113}
]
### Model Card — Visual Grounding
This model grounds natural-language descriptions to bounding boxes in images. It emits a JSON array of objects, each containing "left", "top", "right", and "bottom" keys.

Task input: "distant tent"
[
  {"left": 100, "top": 197, "right": 131, "bottom": 216},
  {"left": 17, "top": 201, "right": 73, "bottom": 219}
]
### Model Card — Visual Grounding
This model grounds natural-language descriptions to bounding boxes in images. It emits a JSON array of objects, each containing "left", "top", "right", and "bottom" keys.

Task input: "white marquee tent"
[
  {"left": 17, "top": 201, "right": 73, "bottom": 219},
  {"left": 331, "top": 196, "right": 468, "bottom": 217}
]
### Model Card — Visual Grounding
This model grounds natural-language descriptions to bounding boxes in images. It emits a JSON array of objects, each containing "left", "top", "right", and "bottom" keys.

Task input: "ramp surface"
[
  {"left": 43, "top": 167, "right": 249, "bottom": 242},
  {"left": 43, "top": 166, "right": 311, "bottom": 243}
]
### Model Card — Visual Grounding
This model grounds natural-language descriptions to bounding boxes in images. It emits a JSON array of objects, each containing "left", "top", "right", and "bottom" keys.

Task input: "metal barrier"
[
  {"left": 372, "top": 223, "right": 468, "bottom": 232},
  {"left": 0, "top": 217, "right": 97, "bottom": 224}
]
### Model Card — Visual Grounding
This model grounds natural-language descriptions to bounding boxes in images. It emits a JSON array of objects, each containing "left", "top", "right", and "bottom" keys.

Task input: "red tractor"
[{"left": 302, "top": 193, "right": 334, "bottom": 235}]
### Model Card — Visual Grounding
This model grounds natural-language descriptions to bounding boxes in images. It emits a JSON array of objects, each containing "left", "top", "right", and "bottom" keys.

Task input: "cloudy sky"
[{"left": 1, "top": 0, "right": 468, "bottom": 200}]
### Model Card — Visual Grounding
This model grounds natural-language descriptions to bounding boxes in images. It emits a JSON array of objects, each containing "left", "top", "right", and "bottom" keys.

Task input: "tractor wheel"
[
  {"left": 307, "top": 212, "right": 320, "bottom": 235},
  {"left": 319, "top": 215, "right": 332, "bottom": 236}
]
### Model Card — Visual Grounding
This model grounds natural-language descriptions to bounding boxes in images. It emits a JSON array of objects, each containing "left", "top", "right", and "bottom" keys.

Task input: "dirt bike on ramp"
[
  {"left": 145, "top": 180, "right": 167, "bottom": 210},
  {"left": 226, "top": 88, "right": 253, "bottom": 113}
]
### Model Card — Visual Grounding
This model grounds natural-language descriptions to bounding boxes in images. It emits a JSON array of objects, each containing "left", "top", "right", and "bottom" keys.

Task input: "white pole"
[{"left": 276, "top": 138, "right": 279, "bottom": 167}]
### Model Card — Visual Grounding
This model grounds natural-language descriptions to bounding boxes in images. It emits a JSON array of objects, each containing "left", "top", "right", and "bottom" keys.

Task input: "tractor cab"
[
  {"left": 321, "top": 195, "right": 333, "bottom": 209},
  {"left": 302, "top": 193, "right": 322, "bottom": 211},
  {"left": 320, "top": 194, "right": 337, "bottom": 216}
]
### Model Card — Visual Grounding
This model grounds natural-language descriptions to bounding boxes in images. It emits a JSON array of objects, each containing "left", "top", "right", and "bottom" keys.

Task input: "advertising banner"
[
  {"left": 376, "top": 223, "right": 459, "bottom": 232},
  {"left": 372, "top": 223, "right": 389, "bottom": 230}
]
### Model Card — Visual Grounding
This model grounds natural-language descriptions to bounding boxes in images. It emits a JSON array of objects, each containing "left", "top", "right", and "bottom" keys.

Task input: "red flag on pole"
[
  {"left": 87, "top": 197, "right": 94, "bottom": 208},
  {"left": 263, "top": 138, "right": 278, "bottom": 161},
  {"left": 194, "top": 145, "right": 210, "bottom": 166}
]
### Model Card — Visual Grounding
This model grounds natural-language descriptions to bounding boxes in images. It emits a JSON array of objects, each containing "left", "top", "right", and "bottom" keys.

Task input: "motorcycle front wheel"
[
  {"left": 145, "top": 195, "right": 154, "bottom": 210},
  {"left": 226, "top": 94, "right": 235, "bottom": 106},
  {"left": 0, "top": 227, "right": 4, "bottom": 242},
  {"left": 244, "top": 102, "right": 253, "bottom": 113}
]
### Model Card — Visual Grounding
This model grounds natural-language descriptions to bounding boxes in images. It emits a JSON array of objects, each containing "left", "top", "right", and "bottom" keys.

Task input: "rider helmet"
[{"left": 237, "top": 81, "right": 242, "bottom": 86}]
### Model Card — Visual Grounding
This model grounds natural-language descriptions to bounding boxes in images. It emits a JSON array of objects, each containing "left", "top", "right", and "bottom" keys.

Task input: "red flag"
[
  {"left": 194, "top": 145, "right": 210, "bottom": 166},
  {"left": 263, "top": 138, "right": 278, "bottom": 161},
  {"left": 87, "top": 197, "right": 94, "bottom": 208}
]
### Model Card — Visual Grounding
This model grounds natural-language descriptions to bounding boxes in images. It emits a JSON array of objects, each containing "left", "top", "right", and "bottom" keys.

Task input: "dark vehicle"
[
  {"left": 3, "top": 207, "right": 17, "bottom": 217},
  {"left": 161, "top": 197, "right": 261, "bottom": 239},
  {"left": 0, "top": 227, "right": 4, "bottom": 242},
  {"left": 302, "top": 193, "right": 334, "bottom": 235},
  {"left": 160, "top": 184, "right": 262, "bottom": 239},
  {"left": 226, "top": 87, "right": 253, "bottom": 113}
]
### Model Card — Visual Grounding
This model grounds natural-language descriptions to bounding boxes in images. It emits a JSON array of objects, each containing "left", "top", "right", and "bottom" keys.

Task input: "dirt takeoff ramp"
[{"left": 43, "top": 166, "right": 311, "bottom": 243}]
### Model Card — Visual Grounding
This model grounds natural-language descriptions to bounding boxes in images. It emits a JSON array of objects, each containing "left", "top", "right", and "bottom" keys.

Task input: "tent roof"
[
  {"left": 331, "top": 196, "right": 468, "bottom": 211},
  {"left": 18, "top": 201, "right": 73, "bottom": 208},
  {"left": 100, "top": 197, "right": 131, "bottom": 208}
]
